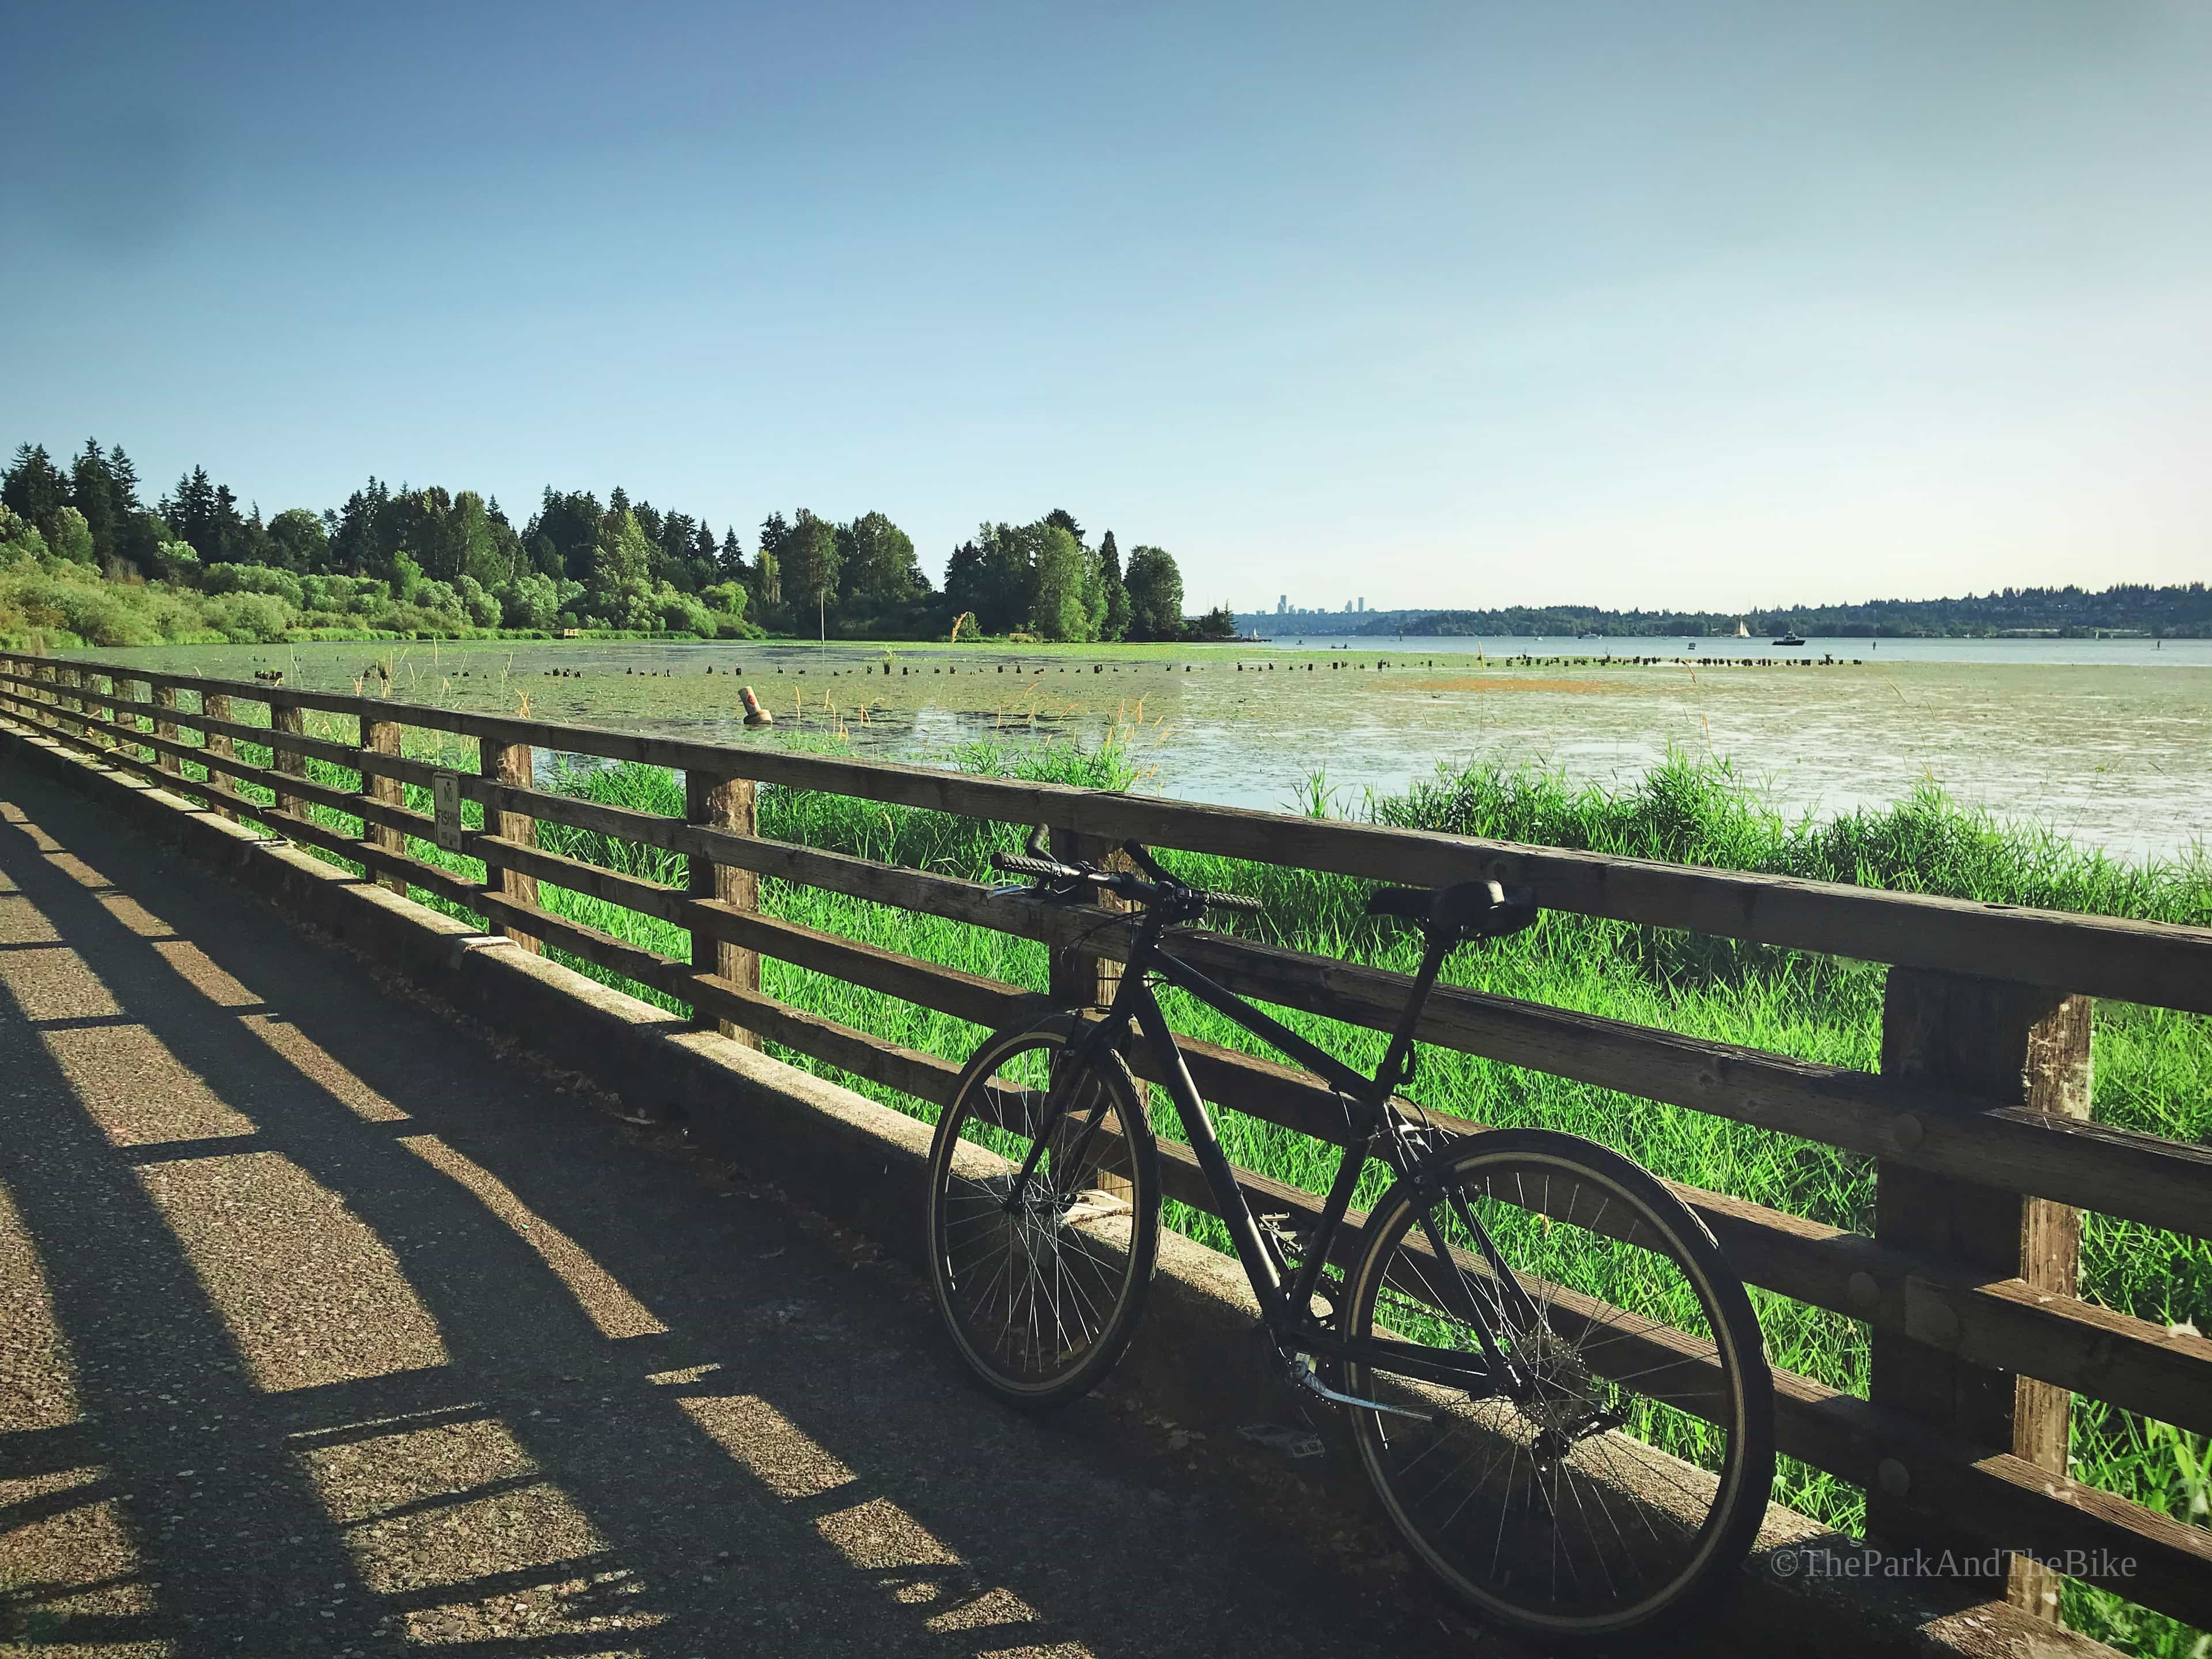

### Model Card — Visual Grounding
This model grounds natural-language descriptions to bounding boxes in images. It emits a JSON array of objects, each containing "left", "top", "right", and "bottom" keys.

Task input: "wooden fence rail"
[{"left": 3, "top": 654, "right": 2208, "bottom": 1633}]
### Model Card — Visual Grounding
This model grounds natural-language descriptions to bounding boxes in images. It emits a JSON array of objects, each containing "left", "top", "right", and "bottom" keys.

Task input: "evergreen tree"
[
  {"left": 70, "top": 439, "right": 120, "bottom": 565},
  {"left": 522, "top": 489, "right": 602, "bottom": 585},
  {"left": 1044, "top": 507, "right": 1084, "bottom": 543},
  {"left": 160, "top": 467, "right": 219, "bottom": 558},
  {"left": 653, "top": 509, "right": 696, "bottom": 588},
  {"left": 717, "top": 527, "right": 747, "bottom": 582},
  {"left": 3, "top": 444, "right": 70, "bottom": 537},
  {"left": 327, "top": 479, "right": 395, "bottom": 577},
  {"left": 209, "top": 483, "right": 253, "bottom": 563},
  {"left": 1099, "top": 529, "right": 1130, "bottom": 641},
  {"left": 944, "top": 538, "right": 984, "bottom": 622},
  {"left": 119, "top": 508, "right": 171, "bottom": 574},
  {"left": 106, "top": 445, "right": 141, "bottom": 521}
]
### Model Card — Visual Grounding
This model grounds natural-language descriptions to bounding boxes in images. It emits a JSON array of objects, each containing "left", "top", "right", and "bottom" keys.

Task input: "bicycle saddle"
[{"left": 1366, "top": 878, "right": 1538, "bottom": 940}]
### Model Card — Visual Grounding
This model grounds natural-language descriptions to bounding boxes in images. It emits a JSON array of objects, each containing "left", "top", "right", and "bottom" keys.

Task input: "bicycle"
[{"left": 925, "top": 833, "right": 1775, "bottom": 1641}]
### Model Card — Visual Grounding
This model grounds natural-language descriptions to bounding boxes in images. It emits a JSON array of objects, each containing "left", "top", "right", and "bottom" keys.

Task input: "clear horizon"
[{"left": 6, "top": 2, "right": 2207, "bottom": 612}]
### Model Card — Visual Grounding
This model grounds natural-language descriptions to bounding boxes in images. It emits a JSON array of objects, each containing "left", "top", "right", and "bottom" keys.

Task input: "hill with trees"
[{"left": 2, "top": 438, "right": 1223, "bottom": 650}]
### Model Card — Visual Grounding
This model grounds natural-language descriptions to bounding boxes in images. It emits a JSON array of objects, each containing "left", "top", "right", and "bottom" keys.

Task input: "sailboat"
[{"left": 1734, "top": 620, "right": 1751, "bottom": 638}]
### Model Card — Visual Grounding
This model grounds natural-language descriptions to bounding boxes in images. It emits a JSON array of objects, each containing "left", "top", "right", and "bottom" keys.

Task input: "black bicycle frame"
[{"left": 1042, "top": 902, "right": 1535, "bottom": 1393}]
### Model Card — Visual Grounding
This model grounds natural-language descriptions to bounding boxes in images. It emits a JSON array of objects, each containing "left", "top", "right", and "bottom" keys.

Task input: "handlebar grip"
[
  {"left": 993, "top": 851, "right": 1078, "bottom": 880},
  {"left": 1202, "top": 889, "right": 1266, "bottom": 916}
]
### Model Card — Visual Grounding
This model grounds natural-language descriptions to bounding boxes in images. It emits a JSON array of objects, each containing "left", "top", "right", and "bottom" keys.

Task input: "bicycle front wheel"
[
  {"left": 1343, "top": 1128, "right": 1774, "bottom": 1641},
  {"left": 926, "top": 1012, "right": 1160, "bottom": 1411}
]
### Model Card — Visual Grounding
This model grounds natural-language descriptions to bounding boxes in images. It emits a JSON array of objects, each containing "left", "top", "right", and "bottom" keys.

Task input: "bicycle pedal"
[{"left": 1237, "top": 1422, "right": 1326, "bottom": 1461}]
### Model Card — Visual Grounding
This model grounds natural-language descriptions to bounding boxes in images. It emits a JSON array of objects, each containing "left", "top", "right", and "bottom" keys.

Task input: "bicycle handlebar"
[{"left": 988, "top": 842, "right": 1265, "bottom": 919}]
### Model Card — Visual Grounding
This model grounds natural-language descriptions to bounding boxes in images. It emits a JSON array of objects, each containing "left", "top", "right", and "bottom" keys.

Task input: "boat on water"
[
  {"left": 1734, "top": 620, "right": 1751, "bottom": 638},
  {"left": 1772, "top": 632, "right": 1807, "bottom": 646}
]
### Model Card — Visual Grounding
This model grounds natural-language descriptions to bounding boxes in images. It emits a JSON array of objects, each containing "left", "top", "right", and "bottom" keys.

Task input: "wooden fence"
[{"left": 4, "top": 653, "right": 2209, "bottom": 1633}]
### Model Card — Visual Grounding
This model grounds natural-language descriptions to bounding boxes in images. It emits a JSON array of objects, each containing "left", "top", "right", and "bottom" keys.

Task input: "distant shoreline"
[{"left": 1244, "top": 584, "right": 2211, "bottom": 641}]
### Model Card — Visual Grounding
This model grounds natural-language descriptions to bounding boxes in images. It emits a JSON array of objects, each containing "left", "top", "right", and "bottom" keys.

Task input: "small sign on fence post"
[{"left": 433, "top": 774, "right": 464, "bottom": 854}]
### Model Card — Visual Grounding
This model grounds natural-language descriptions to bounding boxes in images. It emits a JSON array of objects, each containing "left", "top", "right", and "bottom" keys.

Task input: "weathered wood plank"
[
  {"left": 271, "top": 706, "right": 306, "bottom": 816},
  {"left": 200, "top": 692, "right": 238, "bottom": 821},
  {"left": 478, "top": 779, "right": 688, "bottom": 852},
  {"left": 1869, "top": 969, "right": 2094, "bottom": 1620},
  {"left": 1162, "top": 928, "right": 2212, "bottom": 1239},
  {"left": 471, "top": 834, "right": 685, "bottom": 923},
  {"left": 360, "top": 715, "right": 406, "bottom": 895},
  {"left": 686, "top": 769, "right": 761, "bottom": 1047},
  {"left": 687, "top": 902, "right": 1033, "bottom": 1031},
  {"left": 480, "top": 738, "right": 541, "bottom": 953}
]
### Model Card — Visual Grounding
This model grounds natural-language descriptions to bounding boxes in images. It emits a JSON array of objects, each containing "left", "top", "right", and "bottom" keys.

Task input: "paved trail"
[{"left": 0, "top": 757, "right": 1487, "bottom": 1658}]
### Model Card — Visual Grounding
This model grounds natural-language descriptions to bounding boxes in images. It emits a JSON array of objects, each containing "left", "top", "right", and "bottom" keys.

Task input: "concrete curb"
[{"left": 0, "top": 723, "right": 2117, "bottom": 1659}]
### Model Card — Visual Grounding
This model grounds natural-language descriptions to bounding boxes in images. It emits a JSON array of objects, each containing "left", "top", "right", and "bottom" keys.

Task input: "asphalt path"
[{"left": 0, "top": 757, "right": 1484, "bottom": 1657}]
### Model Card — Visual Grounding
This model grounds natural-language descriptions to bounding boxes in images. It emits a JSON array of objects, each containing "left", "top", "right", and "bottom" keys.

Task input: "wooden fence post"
[
  {"left": 479, "top": 737, "right": 542, "bottom": 953},
  {"left": 359, "top": 714, "right": 406, "bottom": 892},
  {"left": 271, "top": 703, "right": 306, "bottom": 819},
  {"left": 113, "top": 677, "right": 141, "bottom": 760},
  {"left": 202, "top": 692, "right": 237, "bottom": 820},
  {"left": 82, "top": 673, "right": 108, "bottom": 749},
  {"left": 1049, "top": 827, "right": 1130, "bottom": 1010},
  {"left": 153, "top": 684, "right": 182, "bottom": 776},
  {"left": 685, "top": 769, "right": 762, "bottom": 1047},
  {"left": 1869, "top": 968, "right": 2094, "bottom": 1623}
]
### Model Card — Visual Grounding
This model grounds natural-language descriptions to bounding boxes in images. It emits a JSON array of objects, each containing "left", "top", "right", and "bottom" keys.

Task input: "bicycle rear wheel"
[
  {"left": 926, "top": 1012, "right": 1160, "bottom": 1411},
  {"left": 1343, "top": 1128, "right": 1773, "bottom": 1641}
]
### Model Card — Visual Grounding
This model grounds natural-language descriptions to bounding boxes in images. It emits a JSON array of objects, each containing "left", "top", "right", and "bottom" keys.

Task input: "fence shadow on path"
[{"left": 0, "top": 773, "right": 1448, "bottom": 1659}]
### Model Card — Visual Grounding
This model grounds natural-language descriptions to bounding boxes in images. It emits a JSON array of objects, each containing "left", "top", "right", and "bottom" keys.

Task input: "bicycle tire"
[
  {"left": 1342, "top": 1128, "right": 1774, "bottom": 1641},
  {"left": 926, "top": 1009, "right": 1161, "bottom": 1411}
]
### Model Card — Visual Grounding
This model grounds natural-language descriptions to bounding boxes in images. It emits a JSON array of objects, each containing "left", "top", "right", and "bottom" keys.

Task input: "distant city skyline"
[{"left": 6, "top": 2, "right": 2207, "bottom": 611}]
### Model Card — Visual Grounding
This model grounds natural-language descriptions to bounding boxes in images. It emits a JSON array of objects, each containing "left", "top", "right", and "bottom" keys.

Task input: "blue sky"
[{"left": 6, "top": 1, "right": 2207, "bottom": 611}]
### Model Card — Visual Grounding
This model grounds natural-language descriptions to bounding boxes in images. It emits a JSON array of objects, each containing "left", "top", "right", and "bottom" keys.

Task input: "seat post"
[{"left": 1374, "top": 927, "right": 1455, "bottom": 1097}]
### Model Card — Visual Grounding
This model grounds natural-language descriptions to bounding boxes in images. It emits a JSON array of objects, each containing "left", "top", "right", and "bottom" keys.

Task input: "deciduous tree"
[{"left": 1123, "top": 545, "right": 1185, "bottom": 641}]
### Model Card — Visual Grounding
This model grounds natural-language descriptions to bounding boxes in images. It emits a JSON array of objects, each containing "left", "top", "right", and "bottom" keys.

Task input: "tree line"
[
  {"left": 1306, "top": 587, "right": 2212, "bottom": 639},
  {"left": 3, "top": 437, "right": 1231, "bottom": 646}
]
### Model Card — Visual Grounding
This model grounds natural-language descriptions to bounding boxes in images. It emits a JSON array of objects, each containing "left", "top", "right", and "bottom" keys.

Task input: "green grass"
[{"left": 132, "top": 705, "right": 2208, "bottom": 1655}]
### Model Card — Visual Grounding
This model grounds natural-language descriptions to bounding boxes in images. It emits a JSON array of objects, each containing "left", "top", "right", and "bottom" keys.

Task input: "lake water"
[{"left": 65, "top": 637, "right": 2212, "bottom": 863}]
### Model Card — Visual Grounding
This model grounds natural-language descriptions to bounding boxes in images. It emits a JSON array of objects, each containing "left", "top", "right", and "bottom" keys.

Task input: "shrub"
[
  {"left": 203, "top": 563, "right": 306, "bottom": 609},
  {"left": 199, "top": 591, "right": 294, "bottom": 642}
]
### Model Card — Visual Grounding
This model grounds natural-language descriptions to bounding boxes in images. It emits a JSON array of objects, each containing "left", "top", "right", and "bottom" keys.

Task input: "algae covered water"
[{"left": 77, "top": 636, "right": 2212, "bottom": 861}]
